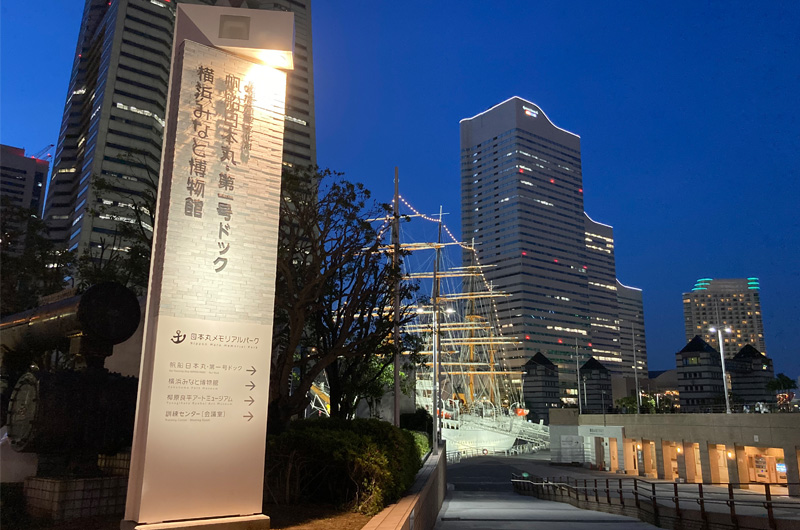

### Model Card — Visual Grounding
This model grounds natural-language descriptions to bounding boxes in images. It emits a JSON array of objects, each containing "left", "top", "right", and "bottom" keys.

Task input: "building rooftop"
[
  {"left": 526, "top": 352, "right": 557, "bottom": 368},
  {"left": 678, "top": 335, "right": 718, "bottom": 354}
]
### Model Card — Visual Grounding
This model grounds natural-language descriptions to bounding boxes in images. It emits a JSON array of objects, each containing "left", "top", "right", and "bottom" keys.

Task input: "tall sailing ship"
[{"left": 396, "top": 196, "right": 549, "bottom": 454}]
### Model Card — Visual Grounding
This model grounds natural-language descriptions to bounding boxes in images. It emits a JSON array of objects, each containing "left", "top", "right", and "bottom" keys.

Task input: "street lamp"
[
  {"left": 574, "top": 339, "right": 582, "bottom": 414},
  {"left": 709, "top": 325, "right": 732, "bottom": 414},
  {"left": 582, "top": 374, "right": 588, "bottom": 411},
  {"left": 601, "top": 390, "right": 606, "bottom": 426},
  {"left": 631, "top": 323, "right": 641, "bottom": 414}
]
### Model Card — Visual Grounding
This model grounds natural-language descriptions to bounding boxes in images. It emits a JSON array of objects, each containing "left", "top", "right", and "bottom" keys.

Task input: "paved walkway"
[
  {"left": 435, "top": 453, "right": 658, "bottom": 529},
  {"left": 434, "top": 451, "right": 800, "bottom": 529}
]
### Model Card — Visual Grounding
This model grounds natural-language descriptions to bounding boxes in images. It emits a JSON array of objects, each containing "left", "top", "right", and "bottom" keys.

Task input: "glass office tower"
[{"left": 460, "top": 97, "right": 646, "bottom": 399}]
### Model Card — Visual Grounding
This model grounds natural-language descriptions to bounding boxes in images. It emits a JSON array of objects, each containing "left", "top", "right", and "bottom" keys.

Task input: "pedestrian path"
[
  {"left": 436, "top": 490, "right": 659, "bottom": 529},
  {"left": 435, "top": 451, "right": 800, "bottom": 529},
  {"left": 435, "top": 453, "right": 658, "bottom": 529}
]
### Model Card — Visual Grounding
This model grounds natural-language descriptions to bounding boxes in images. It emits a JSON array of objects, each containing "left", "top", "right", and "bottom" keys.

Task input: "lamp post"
[
  {"left": 582, "top": 374, "right": 588, "bottom": 411},
  {"left": 710, "top": 325, "right": 732, "bottom": 414},
  {"left": 601, "top": 390, "right": 606, "bottom": 426},
  {"left": 575, "top": 338, "right": 582, "bottom": 414},
  {"left": 631, "top": 323, "right": 641, "bottom": 414}
]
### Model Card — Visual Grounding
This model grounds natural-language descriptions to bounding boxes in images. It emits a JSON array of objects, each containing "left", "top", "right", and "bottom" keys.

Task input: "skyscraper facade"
[
  {"left": 682, "top": 277, "right": 766, "bottom": 355},
  {"left": 43, "top": 0, "right": 315, "bottom": 258},
  {"left": 617, "top": 280, "right": 648, "bottom": 379},
  {"left": 1, "top": 145, "right": 50, "bottom": 255},
  {"left": 460, "top": 97, "right": 646, "bottom": 400}
]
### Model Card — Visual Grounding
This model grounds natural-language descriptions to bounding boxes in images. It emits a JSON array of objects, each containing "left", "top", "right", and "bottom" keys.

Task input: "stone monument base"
[
  {"left": 24, "top": 475, "right": 127, "bottom": 521},
  {"left": 121, "top": 514, "right": 269, "bottom": 530}
]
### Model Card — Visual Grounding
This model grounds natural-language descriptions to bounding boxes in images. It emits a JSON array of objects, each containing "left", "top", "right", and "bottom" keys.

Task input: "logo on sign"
[
  {"left": 171, "top": 330, "right": 187, "bottom": 344},
  {"left": 523, "top": 106, "right": 539, "bottom": 118}
]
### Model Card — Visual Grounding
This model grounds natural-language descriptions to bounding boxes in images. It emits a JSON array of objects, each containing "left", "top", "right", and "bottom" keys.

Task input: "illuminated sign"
[
  {"left": 124, "top": 5, "right": 292, "bottom": 527},
  {"left": 523, "top": 105, "right": 539, "bottom": 118}
]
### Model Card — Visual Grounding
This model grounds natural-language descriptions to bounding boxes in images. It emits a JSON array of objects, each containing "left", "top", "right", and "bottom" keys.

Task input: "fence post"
[
  {"left": 728, "top": 483, "right": 739, "bottom": 530},
  {"left": 595, "top": 479, "right": 599, "bottom": 503},
  {"left": 765, "top": 483, "right": 777, "bottom": 530},
  {"left": 619, "top": 478, "right": 625, "bottom": 507},
  {"left": 634, "top": 479, "right": 640, "bottom": 509},
  {"left": 606, "top": 478, "right": 611, "bottom": 504},
  {"left": 651, "top": 482, "right": 660, "bottom": 527},
  {"left": 584, "top": 479, "right": 589, "bottom": 501},
  {"left": 673, "top": 482, "right": 681, "bottom": 519}
]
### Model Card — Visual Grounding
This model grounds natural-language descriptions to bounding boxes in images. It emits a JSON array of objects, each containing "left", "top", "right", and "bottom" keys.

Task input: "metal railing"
[
  {"left": 584, "top": 402, "right": 799, "bottom": 415},
  {"left": 446, "top": 442, "right": 544, "bottom": 464},
  {"left": 511, "top": 474, "right": 800, "bottom": 530}
]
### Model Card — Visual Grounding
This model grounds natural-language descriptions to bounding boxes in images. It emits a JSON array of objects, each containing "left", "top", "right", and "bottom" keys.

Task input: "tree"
[
  {"left": 1, "top": 197, "right": 72, "bottom": 317},
  {"left": 269, "top": 166, "right": 419, "bottom": 432},
  {"left": 615, "top": 395, "right": 655, "bottom": 414},
  {"left": 766, "top": 373, "right": 798, "bottom": 393},
  {"left": 324, "top": 328, "right": 421, "bottom": 420},
  {"left": 767, "top": 373, "right": 797, "bottom": 409}
]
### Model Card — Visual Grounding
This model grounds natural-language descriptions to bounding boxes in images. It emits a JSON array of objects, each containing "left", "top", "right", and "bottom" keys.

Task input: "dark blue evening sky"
[{"left": 2, "top": 2, "right": 798, "bottom": 379}]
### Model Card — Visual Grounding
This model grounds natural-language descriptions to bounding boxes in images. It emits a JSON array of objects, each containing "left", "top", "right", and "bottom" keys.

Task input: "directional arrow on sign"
[
  {"left": 246, "top": 381, "right": 255, "bottom": 391},
  {"left": 243, "top": 412, "right": 253, "bottom": 422},
  {"left": 247, "top": 366, "right": 257, "bottom": 375},
  {"left": 245, "top": 396, "right": 255, "bottom": 406}
]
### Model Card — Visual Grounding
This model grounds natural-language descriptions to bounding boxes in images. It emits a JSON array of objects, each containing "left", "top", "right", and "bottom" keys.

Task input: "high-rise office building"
[
  {"left": 43, "top": 0, "right": 315, "bottom": 257},
  {"left": 1, "top": 145, "right": 50, "bottom": 256},
  {"left": 682, "top": 278, "right": 766, "bottom": 355},
  {"left": 617, "top": 280, "right": 648, "bottom": 380},
  {"left": 460, "top": 96, "right": 646, "bottom": 400}
]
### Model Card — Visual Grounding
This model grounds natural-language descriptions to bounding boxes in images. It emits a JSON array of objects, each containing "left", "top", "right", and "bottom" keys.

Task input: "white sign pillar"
[{"left": 124, "top": 5, "right": 293, "bottom": 529}]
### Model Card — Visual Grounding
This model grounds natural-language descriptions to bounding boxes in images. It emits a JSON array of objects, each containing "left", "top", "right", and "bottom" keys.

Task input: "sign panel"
[{"left": 125, "top": 32, "right": 289, "bottom": 524}]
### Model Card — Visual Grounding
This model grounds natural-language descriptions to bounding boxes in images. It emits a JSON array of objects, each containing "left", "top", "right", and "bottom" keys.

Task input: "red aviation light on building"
[
  {"left": 525, "top": 335, "right": 530, "bottom": 340},
  {"left": 558, "top": 339, "right": 563, "bottom": 344},
  {"left": 522, "top": 251, "right": 527, "bottom": 256},
  {"left": 583, "top": 265, "right": 588, "bottom": 269},
  {"left": 588, "top": 343, "right": 593, "bottom": 347},
  {"left": 554, "top": 259, "right": 558, "bottom": 263},
  {"left": 550, "top": 179, "right": 555, "bottom": 183},
  {"left": 519, "top": 168, "right": 524, "bottom": 173}
]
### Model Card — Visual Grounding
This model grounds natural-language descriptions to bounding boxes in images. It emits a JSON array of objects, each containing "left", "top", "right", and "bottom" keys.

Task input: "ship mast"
[
  {"left": 392, "top": 167, "right": 401, "bottom": 427},
  {"left": 431, "top": 206, "right": 443, "bottom": 452}
]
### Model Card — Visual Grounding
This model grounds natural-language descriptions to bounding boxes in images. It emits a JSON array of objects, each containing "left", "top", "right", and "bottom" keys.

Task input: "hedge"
[{"left": 264, "top": 418, "right": 423, "bottom": 515}]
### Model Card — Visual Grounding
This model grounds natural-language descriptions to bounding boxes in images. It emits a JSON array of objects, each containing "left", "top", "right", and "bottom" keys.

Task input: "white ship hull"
[{"left": 441, "top": 423, "right": 517, "bottom": 454}]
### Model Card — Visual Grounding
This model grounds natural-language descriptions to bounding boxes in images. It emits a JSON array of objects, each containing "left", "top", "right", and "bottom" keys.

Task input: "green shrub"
[
  {"left": 264, "top": 418, "right": 423, "bottom": 515},
  {"left": 409, "top": 431, "right": 430, "bottom": 460}
]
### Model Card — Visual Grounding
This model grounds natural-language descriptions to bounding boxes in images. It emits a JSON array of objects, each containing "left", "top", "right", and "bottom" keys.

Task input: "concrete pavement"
[
  {"left": 435, "top": 453, "right": 658, "bottom": 529},
  {"left": 434, "top": 450, "right": 800, "bottom": 529}
]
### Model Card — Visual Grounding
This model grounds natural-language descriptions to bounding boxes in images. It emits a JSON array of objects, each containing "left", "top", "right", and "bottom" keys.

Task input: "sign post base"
[{"left": 122, "top": 514, "right": 269, "bottom": 530}]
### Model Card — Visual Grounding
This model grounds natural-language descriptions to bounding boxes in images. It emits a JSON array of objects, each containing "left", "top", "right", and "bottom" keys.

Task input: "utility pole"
[{"left": 392, "top": 167, "right": 401, "bottom": 427}]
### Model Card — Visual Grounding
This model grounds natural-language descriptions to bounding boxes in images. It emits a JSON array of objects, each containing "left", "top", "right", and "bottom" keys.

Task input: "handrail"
[{"left": 511, "top": 473, "right": 800, "bottom": 530}]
